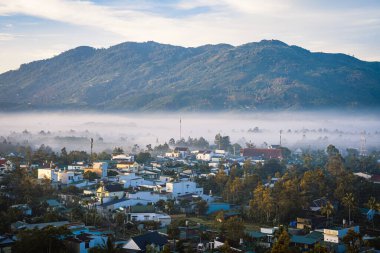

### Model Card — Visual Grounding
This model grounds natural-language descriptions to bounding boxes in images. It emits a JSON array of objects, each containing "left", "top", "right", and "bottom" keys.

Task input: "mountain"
[{"left": 0, "top": 40, "right": 379, "bottom": 111}]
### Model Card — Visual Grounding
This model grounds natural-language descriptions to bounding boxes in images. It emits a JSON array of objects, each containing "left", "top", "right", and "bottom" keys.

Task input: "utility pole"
[
  {"left": 90, "top": 138, "right": 93, "bottom": 164},
  {"left": 360, "top": 131, "right": 367, "bottom": 156},
  {"left": 179, "top": 116, "right": 182, "bottom": 140}
]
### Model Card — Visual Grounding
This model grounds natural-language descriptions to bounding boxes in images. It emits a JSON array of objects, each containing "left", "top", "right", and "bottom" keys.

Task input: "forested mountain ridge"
[{"left": 0, "top": 40, "right": 379, "bottom": 111}]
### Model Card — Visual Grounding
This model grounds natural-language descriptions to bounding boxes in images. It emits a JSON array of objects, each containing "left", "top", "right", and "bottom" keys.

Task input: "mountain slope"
[{"left": 0, "top": 40, "right": 379, "bottom": 111}]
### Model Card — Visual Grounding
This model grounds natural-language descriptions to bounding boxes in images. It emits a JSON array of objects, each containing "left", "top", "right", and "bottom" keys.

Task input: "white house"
[
  {"left": 196, "top": 151, "right": 215, "bottom": 161},
  {"left": 215, "top": 149, "right": 228, "bottom": 156},
  {"left": 116, "top": 161, "right": 141, "bottom": 172},
  {"left": 112, "top": 154, "right": 134, "bottom": 162},
  {"left": 118, "top": 173, "right": 144, "bottom": 188},
  {"left": 128, "top": 212, "right": 171, "bottom": 226},
  {"left": 67, "top": 165, "right": 85, "bottom": 170},
  {"left": 38, "top": 168, "right": 58, "bottom": 182},
  {"left": 38, "top": 168, "right": 83, "bottom": 184},
  {"left": 92, "top": 162, "right": 108, "bottom": 178},
  {"left": 67, "top": 162, "right": 87, "bottom": 170},
  {"left": 58, "top": 171, "right": 83, "bottom": 184},
  {"left": 165, "top": 147, "right": 190, "bottom": 159},
  {"left": 10, "top": 204, "right": 32, "bottom": 216},
  {"left": 323, "top": 226, "right": 360, "bottom": 244},
  {"left": 165, "top": 180, "right": 203, "bottom": 197},
  {"left": 96, "top": 183, "right": 125, "bottom": 203},
  {"left": 97, "top": 198, "right": 151, "bottom": 213},
  {"left": 127, "top": 191, "right": 168, "bottom": 203}
]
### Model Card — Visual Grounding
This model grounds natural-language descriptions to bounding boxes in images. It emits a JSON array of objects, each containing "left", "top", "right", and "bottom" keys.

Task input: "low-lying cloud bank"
[{"left": 0, "top": 111, "right": 379, "bottom": 153}]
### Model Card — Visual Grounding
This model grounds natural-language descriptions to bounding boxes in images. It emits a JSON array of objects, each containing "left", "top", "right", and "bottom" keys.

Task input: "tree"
[
  {"left": 326, "top": 154, "right": 345, "bottom": 176},
  {"left": 89, "top": 236, "right": 122, "bottom": 253},
  {"left": 223, "top": 177, "right": 243, "bottom": 204},
  {"left": 309, "top": 243, "right": 329, "bottom": 253},
  {"left": 112, "top": 147, "right": 124, "bottom": 155},
  {"left": 250, "top": 183, "right": 274, "bottom": 222},
  {"left": 326, "top": 145, "right": 340, "bottom": 157},
  {"left": 271, "top": 229, "right": 291, "bottom": 253},
  {"left": 114, "top": 212, "right": 125, "bottom": 227},
  {"left": 367, "top": 197, "right": 379, "bottom": 230},
  {"left": 223, "top": 216, "right": 245, "bottom": 244},
  {"left": 153, "top": 143, "right": 170, "bottom": 154},
  {"left": 231, "top": 143, "right": 242, "bottom": 156},
  {"left": 83, "top": 171, "right": 100, "bottom": 181},
  {"left": 342, "top": 229, "right": 363, "bottom": 253},
  {"left": 167, "top": 223, "right": 180, "bottom": 252},
  {"left": 155, "top": 199, "right": 166, "bottom": 211},
  {"left": 262, "top": 159, "right": 285, "bottom": 177},
  {"left": 214, "top": 133, "right": 231, "bottom": 151},
  {"left": 146, "top": 144, "right": 153, "bottom": 152},
  {"left": 132, "top": 144, "right": 140, "bottom": 154},
  {"left": 300, "top": 169, "right": 328, "bottom": 204},
  {"left": 279, "top": 147, "right": 291, "bottom": 160},
  {"left": 165, "top": 200, "right": 175, "bottom": 215},
  {"left": 302, "top": 154, "right": 313, "bottom": 169},
  {"left": 342, "top": 193, "right": 355, "bottom": 225},
  {"left": 217, "top": 241, "right": 234, "bottom": 253},
  {"left": 136, "top": 152, "right": 151, "bottom": 164},
  {"left": 60, "top": 147, "right": 68, "bottom": 166},
  {"left": 215, "top": 170, "right": 228, "bottom": 195},
  {"left": 13, "top": 226, "right": 71, "bottom": 253},
  {"left": 243, "top": 159, "right": 254, "bottom": 175},
  {"left": 168, "top": 138, "right": 175, "bottom": 146},
  {"left": 195, "top": 200, "right": 208, "bottom": 216},
  {"left": 96, "top": 151, "right": 112, "bottom": 161},
  {"left": 160, "top": 245, "right": 171, "bottom": 253},
  {"left": 107, "top": 170, "right": 118, "bottom": 177},
  {"left": 321, "top": 201, "right": 334, "bottom": 226}
]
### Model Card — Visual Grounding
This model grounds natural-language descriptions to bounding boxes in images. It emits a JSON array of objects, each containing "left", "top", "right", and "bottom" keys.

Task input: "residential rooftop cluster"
[{"left": 0, "top": 139, "right": 379, "bottom": 253}]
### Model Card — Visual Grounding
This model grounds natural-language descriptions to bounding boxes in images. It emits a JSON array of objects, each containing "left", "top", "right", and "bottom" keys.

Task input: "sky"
[{"left": 0, "top": 0, "right": 379, "bottom": 73}]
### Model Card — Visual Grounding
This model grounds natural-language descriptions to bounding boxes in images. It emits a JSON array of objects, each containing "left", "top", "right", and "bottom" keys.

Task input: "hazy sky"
[{"left": 0, "top": 0, "right": 379, "bottom": 73}]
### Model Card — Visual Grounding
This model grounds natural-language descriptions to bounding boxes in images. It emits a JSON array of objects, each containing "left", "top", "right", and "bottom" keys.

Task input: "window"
[{"left": 85, "top": 242, "right": 90, "bottom": 249}]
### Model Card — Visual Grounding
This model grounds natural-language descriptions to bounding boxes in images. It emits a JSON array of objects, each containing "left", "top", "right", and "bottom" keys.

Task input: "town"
[{"left": 0, "top": 134, "right": 379, "bottom": 253}]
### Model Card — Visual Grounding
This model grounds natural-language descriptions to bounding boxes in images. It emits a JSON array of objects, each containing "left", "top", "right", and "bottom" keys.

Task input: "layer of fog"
[{"left": 0, "top": 111, "right": 379, "bottom": 154}]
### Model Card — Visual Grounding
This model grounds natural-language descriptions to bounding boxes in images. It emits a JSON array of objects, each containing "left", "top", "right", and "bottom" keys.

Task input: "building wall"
[
  {"left": 166, "top": 181, "right": 203, "bottom": 196},
  {"left": 323, "top": 226, "right": 360, "bottom": 244},
  {"left": 67, "top": 165, "right": 85, "bottom": 170},
  {"left": 128, "top": 213, "right": 171, "bottom": 226},
  {"left": 127, "top": 191, "right": 168, "bottom": 203},
  {"left": 92, "top": 162, "right": 108, "bottom": 178},
  {"left": 57, "top": 171, "right": 74, "bottom": 184},
  {"left": 38, "top": 169, "right": 58, "bottom": 182}
]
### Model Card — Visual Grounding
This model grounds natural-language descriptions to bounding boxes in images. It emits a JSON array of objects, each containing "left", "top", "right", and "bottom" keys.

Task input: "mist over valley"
[{"left": 1, "top": 111, "right": 379, "bottom": 154}]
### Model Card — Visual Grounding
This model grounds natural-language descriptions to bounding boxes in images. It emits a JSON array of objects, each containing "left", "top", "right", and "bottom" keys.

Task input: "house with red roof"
[{"left": 240, "top": 148, "right": 283, "bottom": 160}]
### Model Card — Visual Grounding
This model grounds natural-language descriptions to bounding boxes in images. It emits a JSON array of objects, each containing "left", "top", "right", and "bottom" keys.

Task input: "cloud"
[{"left": 0, "top": 33, "right": 15, "bottom": 40}]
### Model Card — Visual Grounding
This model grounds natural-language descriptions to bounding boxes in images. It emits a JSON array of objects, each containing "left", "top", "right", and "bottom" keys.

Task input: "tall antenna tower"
[
  {"left": 279, "top": 130, "right": 283, "bottom": 147},
  {"left": 359, "top": 132, "right": 367, "bottom": 156}
]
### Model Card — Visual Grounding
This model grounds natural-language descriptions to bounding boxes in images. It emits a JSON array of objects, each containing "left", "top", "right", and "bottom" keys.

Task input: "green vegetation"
[{"left": 1, "top": 40, "right": 380, "bottom": 111}]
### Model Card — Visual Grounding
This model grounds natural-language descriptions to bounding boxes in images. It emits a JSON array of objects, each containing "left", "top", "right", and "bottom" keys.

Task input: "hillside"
[{"left": 0, "top": 40, "right": 379, "bottom": 111}]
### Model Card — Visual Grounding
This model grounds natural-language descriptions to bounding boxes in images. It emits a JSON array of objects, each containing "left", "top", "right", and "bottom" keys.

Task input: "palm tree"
[
  {"left": 321, "top": 201, "right": 334, "bottom": 227},
  {"left": 367, "top": 197, "right": 379, "bottom": 231},
  {"left": 342, "top": 193, "right": 355, "bottom": 225},
  {"left": 89, "top": 236, "right": 121, "bottom": 253}
]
